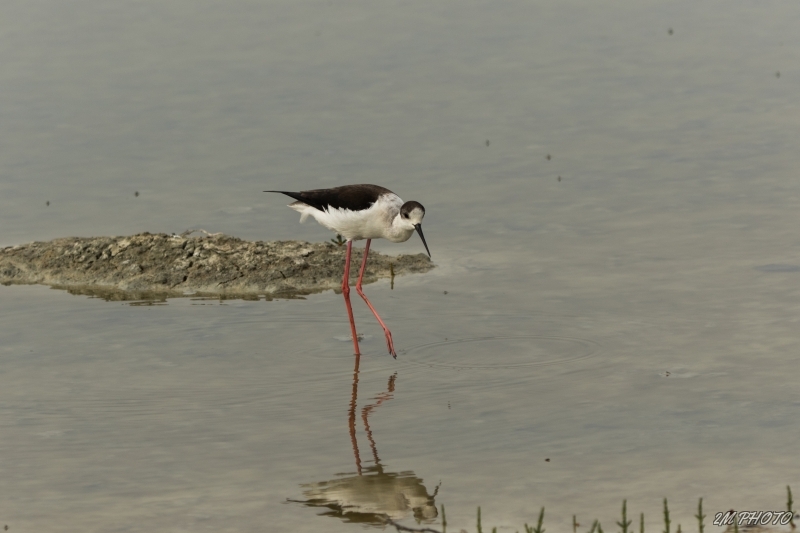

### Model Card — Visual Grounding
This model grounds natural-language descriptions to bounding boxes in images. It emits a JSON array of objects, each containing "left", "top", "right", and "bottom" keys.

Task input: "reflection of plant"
[{"left": 330, "top": 234, "right": 346, "bottom": 246}]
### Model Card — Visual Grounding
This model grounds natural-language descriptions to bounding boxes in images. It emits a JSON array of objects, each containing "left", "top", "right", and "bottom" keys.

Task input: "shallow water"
[{"left": 2, "top": 1, "right": 800, "bottom": 531}]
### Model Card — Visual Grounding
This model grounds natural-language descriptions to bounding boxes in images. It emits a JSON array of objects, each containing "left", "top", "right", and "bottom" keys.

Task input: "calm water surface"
[{"left": 2, "top": 1, "right": 800, "bottom": 531}]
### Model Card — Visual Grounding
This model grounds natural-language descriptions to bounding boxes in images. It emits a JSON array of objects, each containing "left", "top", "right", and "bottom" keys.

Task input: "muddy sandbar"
[{"left": 0, "top": 232, "right": 434, "bottom": 301}]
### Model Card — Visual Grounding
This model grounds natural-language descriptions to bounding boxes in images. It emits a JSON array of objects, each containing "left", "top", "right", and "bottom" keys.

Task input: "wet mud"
[{"left": 0, "top": 233, "right": 434, "bottom": 301}]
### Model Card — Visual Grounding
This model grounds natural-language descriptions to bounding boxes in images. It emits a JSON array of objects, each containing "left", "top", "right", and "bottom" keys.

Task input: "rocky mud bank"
[{"left": 0, "top": 233, "right": 434, "bottom": 301}]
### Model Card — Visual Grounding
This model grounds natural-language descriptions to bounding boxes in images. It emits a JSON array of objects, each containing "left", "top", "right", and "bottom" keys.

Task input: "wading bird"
[{"left": 267, "top": 184, "right": 431, "bottom": 358}]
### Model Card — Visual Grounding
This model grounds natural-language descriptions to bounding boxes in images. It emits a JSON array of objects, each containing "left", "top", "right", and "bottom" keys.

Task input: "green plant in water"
[
  {"left": 695, "top": 498, "right": 705, "bottom": 533},
  {"left": 331, "top": 234, "right": 346, "bottom": 246},
  {"left": 618, "top": 500, "right": 631, "bottom": 533},
  {"left": 524, "top": 507, "right": 545, "bottom": 533},
  {"left": 420, "top": 489, "right": 793, "bottom": 533},
  {"left": 536, "top": 507, "right": 546, "bottom": 533}
]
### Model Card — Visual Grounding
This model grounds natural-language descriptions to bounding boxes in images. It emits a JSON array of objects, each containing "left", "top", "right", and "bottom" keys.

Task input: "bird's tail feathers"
[{"left": 265, "top": 190, "right": 326, "bottom": 211}]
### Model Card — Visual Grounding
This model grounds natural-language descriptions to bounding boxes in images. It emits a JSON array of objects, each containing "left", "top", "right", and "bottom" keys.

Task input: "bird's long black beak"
[{"left": 414, "top": 224, "right": 431, "bottom": 258}]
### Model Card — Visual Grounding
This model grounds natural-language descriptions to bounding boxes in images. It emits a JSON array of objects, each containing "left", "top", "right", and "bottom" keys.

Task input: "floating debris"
[{"left": 0, "top": 233, "right": 434, "bottom": 301}]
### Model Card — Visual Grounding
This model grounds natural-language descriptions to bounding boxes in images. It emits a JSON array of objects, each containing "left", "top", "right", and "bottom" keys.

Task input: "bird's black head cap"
[{"left": 400, "top": 201, "right": 425, "bottom": 217}]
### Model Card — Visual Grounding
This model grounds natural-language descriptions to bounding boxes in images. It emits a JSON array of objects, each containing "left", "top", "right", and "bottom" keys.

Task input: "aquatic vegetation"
[
  {"left": 695, "top": 498, "right": 705, "bottom": 533},
  {"left": 384, "top": 487, "right": 795, "bottom": 533},
  {"left": 525, "top": 507, "right": 545, "bottom": 533},
  {"left": 618, "top": 500, "right": 631, "bottom": 533}
]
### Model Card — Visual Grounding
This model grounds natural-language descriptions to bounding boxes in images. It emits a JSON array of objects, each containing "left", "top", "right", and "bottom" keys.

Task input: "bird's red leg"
[
  {"left": 356, "top": 239, "right": 397, "bottom": 358},
  {"left": 342, "top": 240, "right": 360, "bottom": 355}
]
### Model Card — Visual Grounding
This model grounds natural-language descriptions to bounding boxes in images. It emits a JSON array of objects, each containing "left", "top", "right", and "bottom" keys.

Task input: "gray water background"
[{"left": 1, "top": 1, "right": 799, "bottom": 531}]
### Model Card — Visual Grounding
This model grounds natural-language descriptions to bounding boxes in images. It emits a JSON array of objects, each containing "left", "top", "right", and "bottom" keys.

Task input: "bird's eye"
[{"left": 402, "top": 213, "right": 409, "bottom": 219}]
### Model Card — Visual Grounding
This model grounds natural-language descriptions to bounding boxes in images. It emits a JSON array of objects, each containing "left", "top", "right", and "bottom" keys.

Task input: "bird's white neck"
[{"left": 384, "top": 214, "right": 415, "bottom": 243}]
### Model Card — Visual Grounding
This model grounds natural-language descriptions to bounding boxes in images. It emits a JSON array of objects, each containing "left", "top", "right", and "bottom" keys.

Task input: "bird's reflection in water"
[{"left": 291, "top": 356, "right": 439, "bottom": 526}]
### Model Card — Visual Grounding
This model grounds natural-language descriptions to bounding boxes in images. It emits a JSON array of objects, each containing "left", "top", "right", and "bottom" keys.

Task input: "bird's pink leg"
[
  {"left": 356, "top": 239, "right": 397, "bottom": 358},
  {"left": 342, "top": 240, "right": 361, "bottom": 355}
]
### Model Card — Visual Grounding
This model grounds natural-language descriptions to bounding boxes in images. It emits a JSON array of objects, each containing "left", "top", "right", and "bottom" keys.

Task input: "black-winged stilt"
[{"left": 267, "top": 184, "right": 430, "bottom": 358}]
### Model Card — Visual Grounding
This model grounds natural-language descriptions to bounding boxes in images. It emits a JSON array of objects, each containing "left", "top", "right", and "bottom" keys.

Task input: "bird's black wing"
[{"left": 265, "top": 184, "right": 393, "bottom": 212}]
